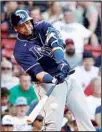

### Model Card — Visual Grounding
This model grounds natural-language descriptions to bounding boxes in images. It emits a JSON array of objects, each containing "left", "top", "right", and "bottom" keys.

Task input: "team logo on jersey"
[
  {"left": 29, "top": 45, "right": 52, "bottom": 60},
  {"left": 37, "top": 47, "right": 41, "bottom": 52}
]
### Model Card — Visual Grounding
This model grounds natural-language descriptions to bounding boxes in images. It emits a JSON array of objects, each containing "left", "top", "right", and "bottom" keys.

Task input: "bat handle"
[
  {"left": 46, "top": 81, "right": 58, "bottom": 97},
  {"left": 46, "top": 70, "right": 75, "bottom": 97},
  {"left": 45, "top": 70, "right": 75, "bottom": 97}
]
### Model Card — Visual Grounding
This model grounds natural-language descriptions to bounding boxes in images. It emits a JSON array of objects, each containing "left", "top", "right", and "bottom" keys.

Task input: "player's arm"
[
  {"left": 36, "top": 72, "right": 57, "bottom": 83},
  {"left": 46, "top": 27, "right": 65, "bottom": 64},
  {"left": 41, "top": 21, "right": 73, "bottom": 83},
  {"left": 37, "top": 23, "right": 69, "bottom": 83},
  {"left": 14, "top": 52, "right": 57, "bottom": 84},
  {"left": 46, "top": 27, "right": 72, "bottom": 83},
  {"left": 40, "top": 21, "right": 65, "bottom": 63},
  {"left": 26, "top": 59, "right": 57, "bottom": 84}
]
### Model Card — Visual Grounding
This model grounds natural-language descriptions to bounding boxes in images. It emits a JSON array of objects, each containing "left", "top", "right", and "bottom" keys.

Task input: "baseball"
[{"left": 50, "top": 103, "right": 58, "bottom": 110}]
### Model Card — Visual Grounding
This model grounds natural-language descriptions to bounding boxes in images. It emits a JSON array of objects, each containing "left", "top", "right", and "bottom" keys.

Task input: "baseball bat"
[
  {"left": 26, "top": 69, "right": 75, "bottom": 124},
  {"left": 26, "top": 82, "right": 58, "bottom": 124}
]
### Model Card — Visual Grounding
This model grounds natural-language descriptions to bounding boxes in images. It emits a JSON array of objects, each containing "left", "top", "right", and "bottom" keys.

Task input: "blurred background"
[{"left": 1, "top": 1, "right": 101, "bottom": 131}]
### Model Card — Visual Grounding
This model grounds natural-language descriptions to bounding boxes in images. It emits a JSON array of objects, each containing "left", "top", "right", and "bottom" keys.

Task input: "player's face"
[
  {"left": 83, "top": 58, "right": 94, "bottom": 71},
  {"left": 15, "top": 20, "right": 33, "bottom": 36}
]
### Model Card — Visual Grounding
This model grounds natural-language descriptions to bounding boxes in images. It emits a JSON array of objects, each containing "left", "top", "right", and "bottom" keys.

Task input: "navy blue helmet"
[{"left": 10, "top": 10, "right": 33, "bottom": 27}]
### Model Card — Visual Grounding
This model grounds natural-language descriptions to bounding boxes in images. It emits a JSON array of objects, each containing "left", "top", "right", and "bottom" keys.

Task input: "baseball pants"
[{"left": 35, "top": 76, "right": 96, "bottom": 131}]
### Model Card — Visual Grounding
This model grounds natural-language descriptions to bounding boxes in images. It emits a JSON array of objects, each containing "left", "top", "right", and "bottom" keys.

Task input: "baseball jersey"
[{"left": 14, "top": 21, "right": 65, "bottom": 81}]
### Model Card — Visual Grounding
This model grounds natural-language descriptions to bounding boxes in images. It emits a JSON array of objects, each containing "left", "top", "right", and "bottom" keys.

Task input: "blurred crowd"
[{"left": 1, "top": 1, "right": 101, "bottom": 131}]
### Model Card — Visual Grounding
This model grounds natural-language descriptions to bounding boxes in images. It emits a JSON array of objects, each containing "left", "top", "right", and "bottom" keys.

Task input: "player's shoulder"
[
  {"left": 34, "top": 20, "right": 51, "bottom": 29},
  {"left": 15, "top": 36, "right": 27, "bottom": 48},
  {"left": 34, "top": 20, "right": 48, "bottom": 25},
  {"left": 14, "top": 38, "right": 28, "bottom": 58}
]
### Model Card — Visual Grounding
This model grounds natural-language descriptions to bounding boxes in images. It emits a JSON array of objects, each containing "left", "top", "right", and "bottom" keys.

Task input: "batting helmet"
[{"left": 10, "top": 10, "right": 33, "bottom": 27}]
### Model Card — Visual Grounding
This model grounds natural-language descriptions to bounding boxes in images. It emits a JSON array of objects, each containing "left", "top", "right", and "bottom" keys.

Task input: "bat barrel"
[{"left": 26, "top": 100, "right": 39, "bottom": 116}]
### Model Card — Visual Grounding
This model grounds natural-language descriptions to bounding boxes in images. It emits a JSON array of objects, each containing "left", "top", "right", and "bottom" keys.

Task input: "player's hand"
[
  {"left": 57, "top": 61, "right": 71, "bottom": 76},
  {"left": 55, "top": 72, "right": 66, "bottom": 84},
  {"left": 55, "top": 69, "right": 75, "bottom": 84},
  {"left": 56, "top": 61, "right": 75, "bottom": 84}
]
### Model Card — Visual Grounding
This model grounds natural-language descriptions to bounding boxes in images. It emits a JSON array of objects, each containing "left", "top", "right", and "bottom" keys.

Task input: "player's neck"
[{"left": 18, "top": 31, "right": 35, "bottom": 40}]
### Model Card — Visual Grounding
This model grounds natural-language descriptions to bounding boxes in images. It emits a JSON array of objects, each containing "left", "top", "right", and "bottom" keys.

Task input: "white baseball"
[{"left": 50, "top": 103, "right": 58, "bottom": 110}]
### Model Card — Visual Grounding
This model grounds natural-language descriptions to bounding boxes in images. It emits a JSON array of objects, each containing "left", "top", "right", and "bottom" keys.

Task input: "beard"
[{"left": 66, "top": 49, "right": 75, "bottom": 56}]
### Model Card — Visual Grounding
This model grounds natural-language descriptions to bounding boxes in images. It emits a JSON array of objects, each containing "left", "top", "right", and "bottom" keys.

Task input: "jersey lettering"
[{"left": 29, "top": 45, "right": 53, "bottom": 60}]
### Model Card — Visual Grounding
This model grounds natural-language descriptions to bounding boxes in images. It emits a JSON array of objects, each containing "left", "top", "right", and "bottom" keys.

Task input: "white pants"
[{"left": 35, "top": 76, "right": 95, "bottom": 131}]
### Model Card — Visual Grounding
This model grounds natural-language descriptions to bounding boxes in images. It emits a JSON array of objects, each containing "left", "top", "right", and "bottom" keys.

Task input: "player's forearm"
[
  {"left": 52, "top": 47, "right": 64, "bottom": 64},
  {"left": 36, "top": 72, "right": 57, "bottom": 83},
  {"left": 46, "top": 27, "right": 65, "bottom": 63}
]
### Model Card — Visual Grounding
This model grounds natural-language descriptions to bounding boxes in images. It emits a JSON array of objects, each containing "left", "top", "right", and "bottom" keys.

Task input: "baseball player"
[{"left": 10, "top": 10, "right": 95, "bottom": 131}]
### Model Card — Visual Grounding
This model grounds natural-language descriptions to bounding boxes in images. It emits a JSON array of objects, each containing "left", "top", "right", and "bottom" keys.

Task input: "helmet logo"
[{"left": 16, "top": 13, "right": 25, "bottom": 19}]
